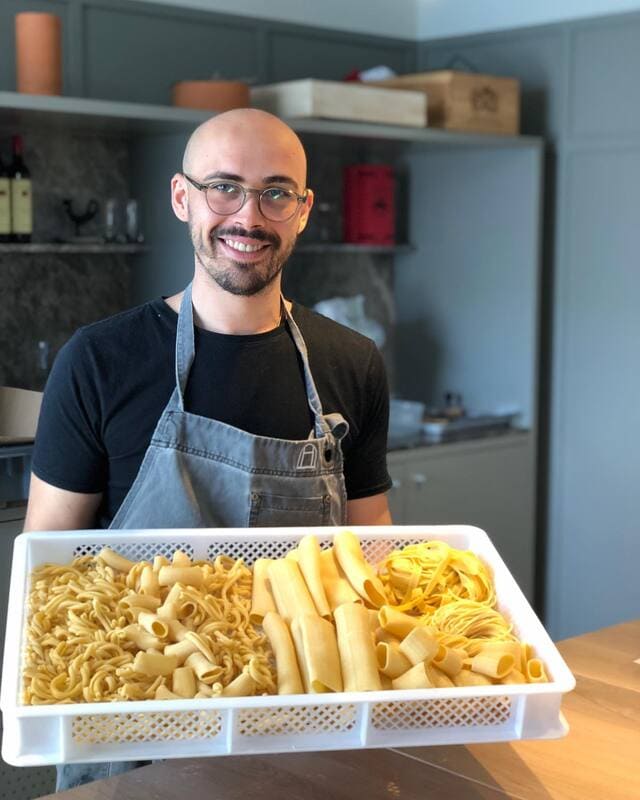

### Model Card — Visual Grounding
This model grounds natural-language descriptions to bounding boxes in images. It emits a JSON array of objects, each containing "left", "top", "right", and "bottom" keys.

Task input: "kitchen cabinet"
[{"left": 387, "top": 433, "right": 535, "bottom": 600}]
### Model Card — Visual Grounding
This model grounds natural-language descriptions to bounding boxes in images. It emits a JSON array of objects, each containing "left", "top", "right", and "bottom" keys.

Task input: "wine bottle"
[
  {"left": 0, "top": 152, "right": 11, "bottom": 243},
  {"left": 9, "top": 134, "right": 32, "bottom": 243}
]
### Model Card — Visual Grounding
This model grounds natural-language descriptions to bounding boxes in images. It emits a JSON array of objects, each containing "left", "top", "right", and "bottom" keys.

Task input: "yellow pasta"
[
  {"left": 249, "top": 558, "right": 276, "bottom": 625},
  {"left": 525, "top": 658, "right": 548, "bottom": 683},
  {"left": 399, "top": 626, "right": 440, "bottom": 666},
  {"left": 137, "top": 611, "right": 169, "bottom": 639},
  {"left": 392, "top": 662, "right": 433, "bottom": 690},
  {"left": 98, "top": 547, "right": 135, "bottom": 573},
  {"left": 262, "top": 611, "right": 304, "bottom": 695},
  {"left": 267, "top": 559, "right": 317, "bottom": 624},
  {"left": 172, "top": 666, "right": 197, "bottom": 698},
  {"left": 297, "top": 535, "right": 331, "bottom": 618},
  {"left": 333, "top": 531, "right": 387, "bottom": 608},
  {"left": 378, "top": 605, "right": 421, "bottom": 639},
  {"left": 158, "top": 565, "right": 203, "bottom": 588},
  {"left": 133, "top": 651, "right": 178, "bottom": 677},
  {"left": 318, "top": 547, "right": 361, "bottom": 610},
  {"left": 172, "top": 550, "right": 192, "bottom": 568},
  {"left": 432, "top": 645, "right": 464, "bottom": 678},
  {"left": 376, "top": 640, "right": 412, "bottom": 679},
  {"left": 334, "top": 603, "right": 381, "bottom": 692},
  {"left": 469, "top": 651, "right": 515, "bottom": 680},
  {"left": 290, "top": 614, "right": 343, "bottom": 693}
]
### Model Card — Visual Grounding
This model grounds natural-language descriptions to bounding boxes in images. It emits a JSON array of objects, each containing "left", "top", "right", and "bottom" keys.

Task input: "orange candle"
[{"left": 15, "top": 13, "right": 62, "bottom": 95}]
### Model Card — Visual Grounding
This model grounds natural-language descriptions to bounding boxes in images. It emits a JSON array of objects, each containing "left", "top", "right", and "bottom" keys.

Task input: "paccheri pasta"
[{"left": 22, "top": 534, "right": 548, "bottom": 706}]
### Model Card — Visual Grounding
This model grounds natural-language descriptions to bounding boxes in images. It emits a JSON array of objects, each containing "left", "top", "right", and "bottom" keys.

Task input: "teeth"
[{"left": 222, "top": 239, "right": 264, "bottom": 253}]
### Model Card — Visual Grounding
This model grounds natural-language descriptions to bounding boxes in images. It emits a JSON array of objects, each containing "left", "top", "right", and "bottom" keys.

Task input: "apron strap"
[{"left": 175, "top": 283, "right": 196, "bottom": 411}]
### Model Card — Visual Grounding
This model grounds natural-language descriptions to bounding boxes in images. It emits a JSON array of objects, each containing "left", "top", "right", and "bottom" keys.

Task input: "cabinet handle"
[{"left": 411, "top": 473, "right": 427, "bottom": 487}]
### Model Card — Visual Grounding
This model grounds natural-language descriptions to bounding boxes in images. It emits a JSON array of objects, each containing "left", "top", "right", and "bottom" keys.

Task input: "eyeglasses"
[{"left": 182, "top": 174, "right": 308, "bottom": 222}]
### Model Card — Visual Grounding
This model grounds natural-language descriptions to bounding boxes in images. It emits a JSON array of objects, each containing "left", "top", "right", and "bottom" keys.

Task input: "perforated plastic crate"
[{"left": 1, "top": 525, "right": 575, "bottom": 766}]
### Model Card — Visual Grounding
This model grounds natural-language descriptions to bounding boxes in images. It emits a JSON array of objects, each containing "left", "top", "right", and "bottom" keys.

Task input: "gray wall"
[{"left": 418, "top": 13, "right": 640, "bottom": 639}]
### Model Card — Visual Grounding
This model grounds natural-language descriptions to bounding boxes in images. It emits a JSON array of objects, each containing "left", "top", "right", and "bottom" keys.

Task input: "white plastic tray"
[{"left": 0, "top": 525, "right": 575, "bottom": 766}]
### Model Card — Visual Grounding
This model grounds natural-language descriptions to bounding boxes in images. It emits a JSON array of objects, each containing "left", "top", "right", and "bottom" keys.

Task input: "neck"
[{"left": 168, "top": 270, "right": 288, "bottom": 335}]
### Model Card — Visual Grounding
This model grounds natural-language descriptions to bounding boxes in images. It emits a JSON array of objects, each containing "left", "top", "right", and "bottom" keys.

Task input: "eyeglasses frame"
[{"left": 182, "top": 173, "right": 309, "bottom": 222}]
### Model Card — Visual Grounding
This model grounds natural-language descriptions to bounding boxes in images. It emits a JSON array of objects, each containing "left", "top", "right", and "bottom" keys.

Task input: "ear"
[
  {"left": 171, "top": 173, "right": 189, "bottom": 222},
  {"left": 296, "top": 188, "right": 314, "bottom": 234}
]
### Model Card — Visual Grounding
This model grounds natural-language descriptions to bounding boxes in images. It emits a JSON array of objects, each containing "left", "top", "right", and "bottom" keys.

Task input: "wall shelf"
[
  {"left": 0, "top": 243, "right": 149, "bottom": 254},
  {"left": 0, "top": 91, "right": 541, "bottom": 148}
]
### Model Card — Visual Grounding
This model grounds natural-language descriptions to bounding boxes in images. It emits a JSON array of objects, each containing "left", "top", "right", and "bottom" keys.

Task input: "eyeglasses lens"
[{"left": 205, "top": 183, "right": 299, "bottom": 222}]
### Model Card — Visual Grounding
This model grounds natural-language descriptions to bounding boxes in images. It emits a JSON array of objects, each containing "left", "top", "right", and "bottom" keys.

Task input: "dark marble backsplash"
[{"left": 1, "top": 128, "right": 397, "bottom": 391}]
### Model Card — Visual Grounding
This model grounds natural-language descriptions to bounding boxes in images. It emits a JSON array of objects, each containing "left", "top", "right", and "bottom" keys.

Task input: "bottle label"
[
  {"left": 11, "top": 178, "right": 32, "bottom": 235},
  {"left": 0, "top": 178, "right": 10, "bottom": 235}
]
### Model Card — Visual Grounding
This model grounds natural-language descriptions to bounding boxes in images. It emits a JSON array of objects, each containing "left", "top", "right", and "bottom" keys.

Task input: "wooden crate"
[
  {"left": 250, "top": 79, "right": 427, "bottom": 128},
  {"left": 371, "top": 70, "right": 520, "bottom": 135}
]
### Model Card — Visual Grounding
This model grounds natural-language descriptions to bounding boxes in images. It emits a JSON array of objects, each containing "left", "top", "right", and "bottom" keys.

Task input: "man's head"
[{"left": 171, "top": 109, "right": 313, "bottom": 296}]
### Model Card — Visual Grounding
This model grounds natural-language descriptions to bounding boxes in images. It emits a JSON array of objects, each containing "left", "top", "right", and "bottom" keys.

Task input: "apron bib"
[{"left": 110, "top": 283, "right": 348, "bottom": 529}]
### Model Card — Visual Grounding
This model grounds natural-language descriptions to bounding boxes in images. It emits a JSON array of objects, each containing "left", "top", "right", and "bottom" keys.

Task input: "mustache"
[{"left": 214, "top": 226, "right": 280, "bottom": 246}]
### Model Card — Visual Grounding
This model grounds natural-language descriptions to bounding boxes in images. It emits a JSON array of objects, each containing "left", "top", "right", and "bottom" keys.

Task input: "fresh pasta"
[{"left": 23, "top": 548, "right": 275, "bottom": 704}]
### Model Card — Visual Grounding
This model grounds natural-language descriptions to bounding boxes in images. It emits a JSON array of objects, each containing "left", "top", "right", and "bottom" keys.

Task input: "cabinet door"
[
  {"left": 403, "top": 440, "right": 535, "bottom": 600},
  {"left": 0, "top": 505, "right": 26, "bottom": 664}
]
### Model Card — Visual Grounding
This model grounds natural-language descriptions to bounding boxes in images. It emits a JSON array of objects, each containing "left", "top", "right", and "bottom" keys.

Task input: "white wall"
[
  {"left": 129, "top": 0, "right": 418, "bottom": 39},
  {"left": 417, "top": 0, "right": 640, "bottom": 40},
  {"left": 132, "top": 0, "right": 640, "bottom": 41}
]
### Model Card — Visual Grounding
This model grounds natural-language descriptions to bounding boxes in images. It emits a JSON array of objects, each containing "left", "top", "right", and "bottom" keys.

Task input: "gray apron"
[{"left": 109, "top": 282, "right": 348, "bottom": 530}]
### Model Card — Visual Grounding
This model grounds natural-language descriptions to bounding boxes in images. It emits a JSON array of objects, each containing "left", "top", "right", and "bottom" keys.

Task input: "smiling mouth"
[{"left": 219, "top": 237, "right": 270, "bottom": 254}]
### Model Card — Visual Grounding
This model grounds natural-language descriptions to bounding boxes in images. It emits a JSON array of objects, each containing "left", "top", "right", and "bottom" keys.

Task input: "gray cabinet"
[{"left": 387, "top": 433, "right": 535, "bottom": 601}]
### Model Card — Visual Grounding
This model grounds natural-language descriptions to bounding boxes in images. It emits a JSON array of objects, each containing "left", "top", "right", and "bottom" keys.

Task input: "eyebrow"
[{"left": 200, "top": 170, "right": 300, "bottom": 189}]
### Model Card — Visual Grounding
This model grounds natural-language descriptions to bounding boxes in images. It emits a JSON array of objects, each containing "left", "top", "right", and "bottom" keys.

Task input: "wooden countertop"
[{"left": 45, "top": 620, "right": 640, "bottom": 800}]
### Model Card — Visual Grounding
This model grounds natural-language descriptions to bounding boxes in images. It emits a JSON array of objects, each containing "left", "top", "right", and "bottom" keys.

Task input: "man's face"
[{"left": 177, "top": 123, "right": 312, "bottom": 297}]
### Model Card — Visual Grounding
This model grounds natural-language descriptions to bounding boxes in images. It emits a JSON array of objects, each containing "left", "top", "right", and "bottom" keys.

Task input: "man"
[
  {"left": 27, "top": 108, "right": 392, "bottom": 791},
  {"left": 26, "top": 108, "right": 392, "bottom": 537}
]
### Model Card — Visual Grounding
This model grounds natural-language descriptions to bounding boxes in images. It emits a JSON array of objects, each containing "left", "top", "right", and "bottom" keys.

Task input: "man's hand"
[
  {"left": 346, "top": 493, "right": 392, "bottom": 526},
  {"left": 23, "top": 473, "right": 103, "bottom": 532}
]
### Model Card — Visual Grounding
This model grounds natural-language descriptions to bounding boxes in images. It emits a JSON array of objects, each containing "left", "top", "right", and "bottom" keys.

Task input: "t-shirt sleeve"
[
  {"left": 344, "top": 343, "right": 392, "bottom": 500},
  {"left": 31, "top": 331, "right": 108, "bottom": 494}
]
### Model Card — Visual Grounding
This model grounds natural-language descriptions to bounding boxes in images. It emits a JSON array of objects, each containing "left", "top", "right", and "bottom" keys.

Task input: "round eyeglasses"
[{"left": 183, "top": 174, "right": 308, "bottom": 223}]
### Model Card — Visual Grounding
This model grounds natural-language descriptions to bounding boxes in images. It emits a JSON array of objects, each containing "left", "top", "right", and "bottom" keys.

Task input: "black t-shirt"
[{"left": 33, "top": 298, "right": 392, "bottom": 527}]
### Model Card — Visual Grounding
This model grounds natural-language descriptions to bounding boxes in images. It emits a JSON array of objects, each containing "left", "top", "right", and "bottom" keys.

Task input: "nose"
[{"left": 230, "top": 189, "right": 264, "bottom": 228}]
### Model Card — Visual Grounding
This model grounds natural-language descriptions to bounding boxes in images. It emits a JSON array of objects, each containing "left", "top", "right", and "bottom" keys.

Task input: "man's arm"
[
  {"left": 23, "top": 473, "right": 103, "bottom": 532},
  {"left": 346, "top": 493, "right": 392, "bottom": 526}
]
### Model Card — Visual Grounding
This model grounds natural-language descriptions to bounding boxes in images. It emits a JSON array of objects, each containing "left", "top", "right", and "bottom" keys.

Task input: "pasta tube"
[
  {"left": 391, "top": 662, "right": 434, "bottom": 690},
  {"left": 432, "top": 645, "right": 464, "bottom": 678},
  {"left": 319, "top": 548, "right": 361, "bottom": 610},
  {"left": 133, "top": 651, "right": 178, "bottom": 677},
  {"left": 426, "top": 664, "right": 455, "bottom": 688},
  {"left": 172, "top": 550, "right": 192, "bottom": 567},
  {"left": 262, "top": 611, "right": 304, "bottom": 695},
  {"left": 333, "top": 531, "right": 387, "bottom": 607},
  {"left": 137, "top": 611, "right": 169, "bottom": 640},
  {"left": 121, "top": 593, "right": 161, "bottom": 611},
  {"left": 453, "top": 669, "right": 493, "bottom": 687},
  {"left": 158, "top": 566, "right": 203, "bottom": 588},
  {"left": 140, "top": 565, "right": 160, "bottom": 596},
  {"left": 290, "top": 614, "right": 343, "bottom": 693},
  {"left": 469, "top": 651, "right": 515, "bottom": 680},
  {"left": 376, "top": 640, "right": 412, "bottom": 679},
  {"left": 153, "top": 555, "right": 170, "bottom": 572},
  {"left": 155, "top": 685, "right": 181, "bottom": 700},
  {"left": 123, "top": 624, "right": 162, "bottom": 651},
  {"left": 222, "top": 669, "right": 256, "bottom": 697},
  {"left": 378, "top": 606, "right": 420, "bottom": 639},
  {"left": 525, "top": 658, "right": 548, "bottom": 683},
  {"left": 374, "top": 627, "right": 400, "bottom": 646},
  {"left": 297, "top": 535, "right": 331, "bottom": 618},
  {"left": 500, "top": 668, "right": 527, "bottom": 685},
  {"left": 172, "top": 666, "right": 197, "bottom": 698},
  {"left": 185, "top": 652, "right": 223, "bottom": 684},
  {"left": 163, "top": 639, "right": 199, "bottom": 666},
  {"left": 99, "top": 547, "right": 135, "bottom": 573},
  {"left": 334, "top": 602, "right": 381, "bottom": 692},
  {"left": 250, "top": 558, "right": 276, "bottom": 624},
  {"left": 267, "top": 559, "right": 317, "bottom": 625},
  {"left": 399, "top": 626, "right": 440, "bottom": 666}
]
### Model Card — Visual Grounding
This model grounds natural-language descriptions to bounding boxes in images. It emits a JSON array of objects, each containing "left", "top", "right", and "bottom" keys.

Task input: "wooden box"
[
  {"left": 372, "top": 70, "right": 520, "bottom": 135},
  {"left": 250, "top": 79, "right": 427, "bottom": 128}
]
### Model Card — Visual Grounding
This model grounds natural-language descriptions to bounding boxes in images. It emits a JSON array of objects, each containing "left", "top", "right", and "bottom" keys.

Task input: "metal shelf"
[
  {"left": 0, "top": 91, "right": 542, "bottom": 148},
  {"left": 0, "top": 242, "right": 149, "bottom": 254}
]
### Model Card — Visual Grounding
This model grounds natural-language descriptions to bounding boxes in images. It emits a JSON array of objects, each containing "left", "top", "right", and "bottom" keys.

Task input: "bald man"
[{"left": 26, "top": 109, "right": 392, "bottom": 535}]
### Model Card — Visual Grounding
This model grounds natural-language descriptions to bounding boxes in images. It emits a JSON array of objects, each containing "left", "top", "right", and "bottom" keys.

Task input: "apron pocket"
[{"left": 249, "top": 492, "right": 330, "bottom": 527}]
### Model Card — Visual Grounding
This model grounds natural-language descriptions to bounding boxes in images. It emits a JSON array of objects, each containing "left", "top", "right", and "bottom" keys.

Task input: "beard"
[{"left": 190, "top": 222, "right": 297, "bottom": 297}]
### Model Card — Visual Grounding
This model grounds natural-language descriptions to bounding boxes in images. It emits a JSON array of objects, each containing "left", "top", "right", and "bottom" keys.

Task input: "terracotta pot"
[
  {"left": 15, "top": 12, "right": 62, "bottom": 96},
  {"left": 172, "top": 81, "right": 249, "bottom": 112}
]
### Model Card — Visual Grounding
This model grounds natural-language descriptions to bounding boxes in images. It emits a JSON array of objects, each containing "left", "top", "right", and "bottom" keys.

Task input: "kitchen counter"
[
  {"left": 45, "top": 619, "right": 640, "bottom": 800},
  {"left": 387, "top": 427, "right": 528, "bottom": 452}
]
